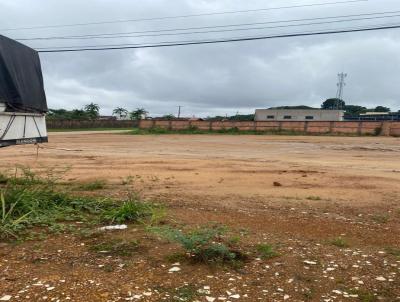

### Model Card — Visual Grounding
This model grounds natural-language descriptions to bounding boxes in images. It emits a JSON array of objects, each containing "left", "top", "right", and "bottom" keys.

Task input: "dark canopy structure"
[{"left": 0, "top": 35, "right": 47, "bottom": 113}]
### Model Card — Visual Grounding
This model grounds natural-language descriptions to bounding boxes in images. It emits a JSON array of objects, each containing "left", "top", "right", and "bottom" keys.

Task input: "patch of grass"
[
  {"left": 306, "top": 196, "right": 322, "bottom": 201},
  {"left": 349, "top": 289, "right": 377, "bottom": 302},
  {"left": 171, "top": 285, "right": 201, "bottom": 302},
  {"left": 0, "top": 168, "right": 161, "bottom": 240},
  {"left": 0, "top": 192, "right": 31, "bottom": 238},
  {"left": 256, "top": 244, "right": 279, "bottom": 259},
  {"left": 127, "top": 127, "right": 309, "bottom": 136},
  {"left": 0, "top": 173, "right": 8, "bottom": 185},
  {"left": 101, "top": 194, "right": 156, "bottom": 224},
  {"left": 385, "top": 247, "right": 400, "bottom": 258},
  {"left": 151, "top": 225, "right": 247, "bottom": 265},
  {"left": 330, "top": 237, "right": 349, "bottom": 248},
  {"left": 371, "top": 214, "right": 389, "bottom": 224},
  {"left": 48, "top": 128, "right": 133, "bottom": 132},
  {"left": 90, "top": 239, "right": 139, "bottom": 256},
  {"left": 121, "top": 176, "right": 134, "bottom": 185},
  {"left": 302, "top": 288, "right": 315, "bottom": 300},
  {"left": 76, "top": 180, "right": 106, "bottom": 191}
]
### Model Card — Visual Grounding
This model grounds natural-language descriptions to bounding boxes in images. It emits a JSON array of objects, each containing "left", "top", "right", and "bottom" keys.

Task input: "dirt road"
[{"left": 1, "top": 132, "right": 399, "bottom": 301}]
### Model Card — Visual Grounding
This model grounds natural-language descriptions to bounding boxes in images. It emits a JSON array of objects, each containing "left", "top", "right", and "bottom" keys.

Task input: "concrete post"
[{"left": 381, "top": 121, "right": 391, "bottom": 136}]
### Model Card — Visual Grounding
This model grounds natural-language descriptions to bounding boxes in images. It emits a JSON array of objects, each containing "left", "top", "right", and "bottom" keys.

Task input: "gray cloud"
[{"left": 1, "top": 0, "right": 400, "bottom": 116}]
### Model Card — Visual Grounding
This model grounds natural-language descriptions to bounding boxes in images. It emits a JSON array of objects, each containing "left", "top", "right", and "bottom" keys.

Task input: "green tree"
[
  {"left": 84, "top": 103, "right": 100, "bottom": 120},
  {"left": 162, "top": 114, "right": 175, "bottom": 120},
  {"left": 344, "top": 105, "right": 367, "bottom": 116},
  {"left": 47, "top": 108, "right": 89, "bottom": 120},
  {"left": 374, "top": 106, "right": 391, "bottom": 112},
  {"left": 322, "top": 98, "right": 346, "bottom": 110},
  {"left": 129, "top": 108, "right": 148, "bottom": 120},
  {"left": 113, "top": 107, "right": 128, "bottom": 119},
  {"left": 321, "top": 98, "right": 346, "bottom": 110},
  {"left": 71, "top": 109, "right": 90, "bottom": 119}
]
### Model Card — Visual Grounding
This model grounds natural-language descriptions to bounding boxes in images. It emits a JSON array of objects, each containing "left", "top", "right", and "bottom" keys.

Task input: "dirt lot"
[{"left": 1, "top": 132, "right": 400, "bottom": 302}]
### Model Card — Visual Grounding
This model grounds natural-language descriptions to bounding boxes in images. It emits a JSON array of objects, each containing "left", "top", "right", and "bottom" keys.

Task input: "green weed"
[
  {"left": 0, "top": 192, "right": 32, "bottom": 238},
  {"left": 76, "top": 180, "right": 106, "bottom": 191},
  {"left": 171, "top": 285, "right": 200, "bottom": 302},
  {"left": 256, "top": 244, "right": 279, "bottom": 259},
  {"left": 307, "top": 196, "right": 322, "bottom": 201},
  {"left": 349, "top": 289, "right": 377, "bottom": 302},
  {"left": 101, "top": 194, "right": 155, "bottom": 224},
  {"left": 386, "top": 247, "right": 400, "bottom": 258},
  {"left": 0, "top": 169, "right": 160, "bottom": 240},
  {"left": 372, "top": 214, "right": 389, "bottom": 224},
  {"left": 151, "top": 225, "right": 246, "bottom": 265},
  {"left": 330, "top": 237, "right": 349, "bottom": 248},
  {"left": 90, "top": 239, "right": 139, "bottom": 256}
]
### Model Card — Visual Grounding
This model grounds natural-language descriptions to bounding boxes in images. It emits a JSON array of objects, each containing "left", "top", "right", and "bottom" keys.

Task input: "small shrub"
[
  {"left": 256, "top": 244, "right": 279, "bottom": 259},
  {"left": 330, "top": 237, "right": 349, "bottom": 248}
]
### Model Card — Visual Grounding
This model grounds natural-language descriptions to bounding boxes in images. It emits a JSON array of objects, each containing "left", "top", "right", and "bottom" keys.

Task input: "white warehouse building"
[{"left": 255, "top": 109, "right": 344, "bottom": 122}]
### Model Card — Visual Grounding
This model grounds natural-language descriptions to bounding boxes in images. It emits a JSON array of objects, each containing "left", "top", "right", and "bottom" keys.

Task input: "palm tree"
[
  {"left": 84, "top": 103, "right": 100, "bottom": 119},
  {"left": 113, "top": 107, "right": 128, "bottom": 119},
  {"left": 129, "top": 108, "right": 148, "bottom": 120}
]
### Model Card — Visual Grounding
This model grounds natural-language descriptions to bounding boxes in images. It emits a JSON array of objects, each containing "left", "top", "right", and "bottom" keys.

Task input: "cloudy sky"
[{"left": 1, "top": 0, "right": 399, "bottom": 117}]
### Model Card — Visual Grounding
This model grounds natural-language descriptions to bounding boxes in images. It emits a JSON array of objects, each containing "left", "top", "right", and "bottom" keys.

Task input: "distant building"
[
  {"left": 255, "top": 109, "right": 344, "bottom": 121},
  {"left": 346, "top": 112, "right": 400, "bottom": 121},
  {"left": 98, "top": 115, "right": 117, "bottom": 121}
]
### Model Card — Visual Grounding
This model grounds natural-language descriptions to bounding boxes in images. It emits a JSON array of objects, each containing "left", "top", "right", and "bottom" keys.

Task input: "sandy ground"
[{"left": 1, "top": 132, "right": 400, "bottom": 301}]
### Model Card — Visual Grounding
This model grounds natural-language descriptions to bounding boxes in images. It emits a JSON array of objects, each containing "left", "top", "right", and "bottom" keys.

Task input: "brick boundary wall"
[
  {"left": 46, "top": 119, "right": 138, "bottom": 129},
  {"left": 139, "top": 120, "right": 400, "bottom": 137}
]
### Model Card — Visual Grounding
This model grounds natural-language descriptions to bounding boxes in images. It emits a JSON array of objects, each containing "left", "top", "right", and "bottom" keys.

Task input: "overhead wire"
[
  {"left": 15, "top": 10, "right": 400, "bottom": 41},
  {"left": 18, "top": 12, "right": 400, "bottom": 42},
  {"left": 36, "top": 22, "right": 400, "bottom": 53},
  {"left": 1, "top": 0, "right": 368, "bottom": 31}
]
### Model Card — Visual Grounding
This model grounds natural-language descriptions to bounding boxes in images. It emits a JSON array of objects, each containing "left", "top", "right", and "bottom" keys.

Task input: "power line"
[
  {"left": 1, "top": 0, "right": 368, "bottom": 32},
  {"left": 18, "top": 13, "right": 400, "bottom": 42},
  {"left": 37, "top": 22, "right": 400, "bottom": 53},
  {"left": 17, "top": 9, "right": 395, "bottom": 41}
]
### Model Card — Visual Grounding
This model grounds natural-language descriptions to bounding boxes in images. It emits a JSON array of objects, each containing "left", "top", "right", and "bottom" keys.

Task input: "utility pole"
[
  {"left": 177, "top": 106, "right": 182, "bottom": 118},
  {"left": 335, "top": 72, "right": 347, "bottom": 109}
]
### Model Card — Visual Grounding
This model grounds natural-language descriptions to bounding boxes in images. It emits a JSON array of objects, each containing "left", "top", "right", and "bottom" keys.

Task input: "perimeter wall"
[{"left": 139, "top": 120, "right": 400, "bottom": 137}]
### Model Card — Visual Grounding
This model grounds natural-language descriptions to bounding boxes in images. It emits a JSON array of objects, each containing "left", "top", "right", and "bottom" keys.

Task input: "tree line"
[
  {"left": 47, "top": 103, "right": 149, "bottom": 120},
  {"left": 321, "top": 98, "right": 396, "bottom": 116},
  {"left": 47, "top": 100, "right": 398, "bottom": 121}
]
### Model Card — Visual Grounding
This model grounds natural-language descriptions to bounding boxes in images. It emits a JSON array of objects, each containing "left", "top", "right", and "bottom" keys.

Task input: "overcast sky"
[{"left": 1, "top": 0, "right": 399, "bottom": 117}]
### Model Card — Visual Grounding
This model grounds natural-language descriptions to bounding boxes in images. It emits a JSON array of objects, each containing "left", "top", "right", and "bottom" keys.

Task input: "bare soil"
[{"left": 1, "top": 132, "right": 400, "bottom": 301}]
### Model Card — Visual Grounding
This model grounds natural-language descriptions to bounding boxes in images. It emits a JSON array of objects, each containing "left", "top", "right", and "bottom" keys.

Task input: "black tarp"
[{"left": 0, "top": 35, "right": 47, "bottom": 113}]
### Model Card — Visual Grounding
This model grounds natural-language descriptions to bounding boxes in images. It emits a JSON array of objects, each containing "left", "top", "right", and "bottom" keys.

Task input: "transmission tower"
[{"left": 335, "top": 72, "right": 347, "bottom": 109}]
